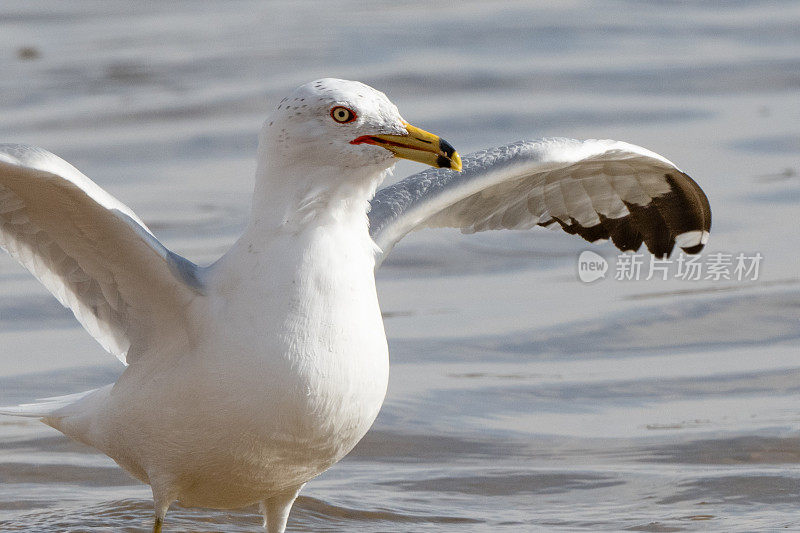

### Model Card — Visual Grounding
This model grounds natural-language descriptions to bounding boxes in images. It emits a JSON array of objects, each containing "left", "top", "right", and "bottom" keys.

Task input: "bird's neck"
[
  {"left": 209, "top": 145, "right": 389, "bottom": 285},
  {"left": 249, "top": 154, "right": 388, "bottom": 235}
]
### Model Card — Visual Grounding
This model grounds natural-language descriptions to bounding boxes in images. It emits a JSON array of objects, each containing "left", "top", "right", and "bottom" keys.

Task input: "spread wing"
[
  {"left": 0, "top": 144, "right": 204, "bottom": 365},
  {"left": 369, "top": 138, "right": 711, "bottom": 266}
]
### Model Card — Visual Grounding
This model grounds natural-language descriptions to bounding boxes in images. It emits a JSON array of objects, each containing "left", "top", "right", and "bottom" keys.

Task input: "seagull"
[{"left": 0, "top": 78, "right": 711, "bottom": 532}]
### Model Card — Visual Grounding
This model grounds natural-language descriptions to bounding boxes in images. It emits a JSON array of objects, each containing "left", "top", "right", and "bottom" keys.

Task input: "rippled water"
[{"left": 1, "top": 1, "right": 799, "bottom": 531}]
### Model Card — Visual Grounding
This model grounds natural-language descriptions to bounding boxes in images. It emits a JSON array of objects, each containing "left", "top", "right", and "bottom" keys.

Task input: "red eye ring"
[{"left": 330, "top": 106, "right": 357, "bottom": 124}]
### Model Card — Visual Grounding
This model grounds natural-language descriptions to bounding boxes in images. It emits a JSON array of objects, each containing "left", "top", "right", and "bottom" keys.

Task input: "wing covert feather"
[
  {"left": 0, "top": 144, "right": 203, "bottom": 365},
  {"left": 369, "top": 138, "right": 711, "bottom": 265}
]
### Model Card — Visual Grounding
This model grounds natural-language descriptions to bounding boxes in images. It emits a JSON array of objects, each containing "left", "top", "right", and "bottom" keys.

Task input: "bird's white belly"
[
  {"left": 101, "top": 224, "right": 390, "bottom": 509},
  {"left": 168, "top": 339, "right": 388, "bottom": 509}
]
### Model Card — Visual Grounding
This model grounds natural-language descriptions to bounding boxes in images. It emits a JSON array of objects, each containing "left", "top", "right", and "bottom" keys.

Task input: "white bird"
[{"left": 0, "top": 78, "right": 711, "bottom": 532}]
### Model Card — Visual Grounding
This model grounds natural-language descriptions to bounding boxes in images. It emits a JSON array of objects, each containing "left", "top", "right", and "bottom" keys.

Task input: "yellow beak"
[{"left": 350, "top": 122, "right": 462, "bottom": 171}]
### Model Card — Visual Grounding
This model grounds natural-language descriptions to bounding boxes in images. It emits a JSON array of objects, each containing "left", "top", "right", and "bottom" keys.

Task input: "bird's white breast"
[
  {"left": 87, "top": 215, "right": 389, "bottom": 509},
  {"left": 183, "top": 218, "right": 389, "bottom": 501}
]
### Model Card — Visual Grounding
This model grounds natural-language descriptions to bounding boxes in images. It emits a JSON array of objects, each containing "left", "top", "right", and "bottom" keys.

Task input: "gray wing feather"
[
  {"left": 0, "top": 144, "right": 203, "bottom": 365},
  {"left": 369, "top": 138, "right": 711, "bottom": 266}
]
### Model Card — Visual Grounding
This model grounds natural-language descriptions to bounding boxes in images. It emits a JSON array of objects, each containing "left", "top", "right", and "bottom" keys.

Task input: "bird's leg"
[
  {"left": 152, "top": 501, "right": 170, "bottom": 533},
  {"left": 150, "top": 478, "right": 175, "bottom": 533},
  {"left": 260, "top": 484, "right": 304, "bottom": 533}
]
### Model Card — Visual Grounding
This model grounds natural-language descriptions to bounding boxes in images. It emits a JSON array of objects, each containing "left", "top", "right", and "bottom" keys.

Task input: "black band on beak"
[{"left": 439, "top": 139, "right": 456, "bottom": 159}]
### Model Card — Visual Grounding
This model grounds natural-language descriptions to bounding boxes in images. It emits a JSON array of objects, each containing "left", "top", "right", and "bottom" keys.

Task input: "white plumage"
[
  {"left": 370, "top": 139, "right": 710, "bottom": 263},
  {"left": 0, "top": 144, "right": 201, "bottom": 364},
  {"left": 0, "top": 78, "right": 710, "bottom": 532}
]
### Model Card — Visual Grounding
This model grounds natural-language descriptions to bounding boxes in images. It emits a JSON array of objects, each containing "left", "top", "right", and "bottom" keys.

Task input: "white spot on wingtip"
[{"left": 675, "top": 230, "right": 710, "bottom": 248}]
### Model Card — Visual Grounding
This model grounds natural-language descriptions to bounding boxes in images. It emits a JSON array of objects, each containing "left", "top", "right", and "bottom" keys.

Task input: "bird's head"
[{"left": 260, "top": 78, "right": 461, "bottom": 177}]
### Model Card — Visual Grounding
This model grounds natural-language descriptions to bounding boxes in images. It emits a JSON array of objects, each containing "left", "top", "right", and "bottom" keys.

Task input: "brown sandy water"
[{"left": 1, "top": 1, "right": 800, "bottom": 531}]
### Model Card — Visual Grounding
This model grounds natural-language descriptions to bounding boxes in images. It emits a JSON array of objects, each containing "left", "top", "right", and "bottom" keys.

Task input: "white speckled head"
[{"left": 260, "top": 78, "right": 408, "bottom": 174}]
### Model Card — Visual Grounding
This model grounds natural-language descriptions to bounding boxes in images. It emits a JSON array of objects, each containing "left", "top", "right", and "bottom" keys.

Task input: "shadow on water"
[
  {"left": 658, "top": 476, "right": 800, "bottom": 506},
  {"left": 383, "top": 471, "right": 624, "bottom": 496},
  {"left": 642, "top": 435, "right": 800, "bottom": 465}
]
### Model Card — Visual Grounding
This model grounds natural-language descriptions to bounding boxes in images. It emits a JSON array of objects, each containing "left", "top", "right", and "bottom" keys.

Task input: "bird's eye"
[{"left": 330, "top": 106, "right": 357, "bottom": 124}]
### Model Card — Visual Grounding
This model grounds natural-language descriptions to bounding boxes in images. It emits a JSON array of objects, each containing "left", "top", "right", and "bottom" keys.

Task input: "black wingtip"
[{"left": 681, "top": 244, "right": 705, "bottom": 255}]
